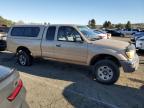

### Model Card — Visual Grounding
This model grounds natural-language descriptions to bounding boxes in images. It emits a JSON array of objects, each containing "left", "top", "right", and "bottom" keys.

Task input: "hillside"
[{"left": 0, "top": 16, "right": 13, "bottom": 27}]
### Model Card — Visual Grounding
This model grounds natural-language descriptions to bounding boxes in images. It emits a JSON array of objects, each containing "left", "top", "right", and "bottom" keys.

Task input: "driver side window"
[{"left": 57, "top": 26, "right": 82, "bottom": 42}]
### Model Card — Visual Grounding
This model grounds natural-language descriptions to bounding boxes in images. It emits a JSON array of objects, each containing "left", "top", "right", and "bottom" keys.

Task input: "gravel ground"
[{"left": 0, "top": 37, "right": 144, "bottom": 108}]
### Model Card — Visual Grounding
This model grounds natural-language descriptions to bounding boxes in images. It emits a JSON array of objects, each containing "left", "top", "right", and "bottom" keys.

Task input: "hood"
[
  {"left": 92, "top": 39, "right": 129, "bottom": 50},
  {"left": 0, "top": 66, "right": 13, "bottom": 82}
]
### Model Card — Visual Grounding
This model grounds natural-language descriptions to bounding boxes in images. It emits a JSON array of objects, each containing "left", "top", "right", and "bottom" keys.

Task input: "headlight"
[{"left": 125, "top": 50, "right": 135, "bottom": 59}]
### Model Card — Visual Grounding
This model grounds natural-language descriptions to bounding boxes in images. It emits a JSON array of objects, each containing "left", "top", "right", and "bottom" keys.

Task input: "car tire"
[
  {"left": 93, "top": 60, "right": 120, "bottom": 85},
  {"left": 17, "top": 50, "right": 32, "bottom": 66}
]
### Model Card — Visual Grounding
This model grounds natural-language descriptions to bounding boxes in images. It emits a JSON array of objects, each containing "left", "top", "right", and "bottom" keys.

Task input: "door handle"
[{"left": 56, "top": 44, "right": 61, "bottom": 47}]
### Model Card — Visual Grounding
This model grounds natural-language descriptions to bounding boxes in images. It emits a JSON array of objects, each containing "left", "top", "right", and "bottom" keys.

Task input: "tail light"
[{"left": 7, "top": 79, "right": 23, "bottom": 102}]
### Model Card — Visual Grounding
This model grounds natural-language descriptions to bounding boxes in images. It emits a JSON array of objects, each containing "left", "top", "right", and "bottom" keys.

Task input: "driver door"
[{"left": 54, "top": 26, "right": 88, "bottom": 64}]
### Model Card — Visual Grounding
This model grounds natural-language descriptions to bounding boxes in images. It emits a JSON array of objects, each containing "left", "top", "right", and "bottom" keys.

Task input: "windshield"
[{"left": 77, "top": 26, "right": 100, "bottom": 41}]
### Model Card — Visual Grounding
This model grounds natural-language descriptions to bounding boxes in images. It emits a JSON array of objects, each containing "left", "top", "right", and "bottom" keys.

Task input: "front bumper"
[{"left": 120, "top": 54, "right": 139, "bottom": 73}]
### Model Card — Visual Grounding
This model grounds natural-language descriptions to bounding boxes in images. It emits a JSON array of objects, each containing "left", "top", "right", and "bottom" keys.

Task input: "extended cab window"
[
  {"left": 11, "top": 27, "right": 40, "bottom": 37},
  {"left": 46, "top": 26, "right": 56, "bottom": 40},
  {"left": 57, "top": 26, "right": 82, "bottom": 42}
]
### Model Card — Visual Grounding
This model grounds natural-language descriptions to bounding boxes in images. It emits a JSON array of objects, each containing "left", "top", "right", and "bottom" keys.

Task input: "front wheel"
[{"left": 93, "top": 60, "right": 120, "bottom": 85}]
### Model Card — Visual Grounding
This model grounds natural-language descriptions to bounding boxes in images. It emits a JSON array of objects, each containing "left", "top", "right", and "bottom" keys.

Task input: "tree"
[
  {"left": 103, "top": 21, "right": 112, "bottom": 28},
  {"left": 91, "top": 19, "right": 96, "bottom": 29},
  {"left": 125, "top": 21, "right": 132, "bottom": 29},
  {"left": 88, "top": 19, "right": 96, "bottom": 29},
  {"left": 103, "top": 21, "right": 108, "bottom": 28},
  {"left": 115, "top": 23, "right": 124, "bottom": 29},
  {"left": 107, "top": 21, "right": 112, "bottom": 28},
  {"left": 0, "top": 16, "right": 13, "bottom": 26},
  {"left": 87, "top": 20, "right": 91, "bottom": 27}
]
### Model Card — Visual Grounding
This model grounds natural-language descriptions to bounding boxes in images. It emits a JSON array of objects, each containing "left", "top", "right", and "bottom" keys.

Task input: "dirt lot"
[{"left": 0, "top": 37, "right": 144, "bottom": 108}]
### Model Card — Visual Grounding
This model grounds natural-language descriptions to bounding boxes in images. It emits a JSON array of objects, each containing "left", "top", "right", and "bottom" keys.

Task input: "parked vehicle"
[
  {"left": 7, "top": 24, "right": 139, "bottom": 84},
  {"left": 0, "top": 30, "right": 7, "bottom": 51},
  {"left": 0, "top": 30, "right": 7, "bottom": 40},
  {"left": 0, "top": 27, "right": 10, "bottom": 33},
  {"left": 136, "top": 36, "right": 144, "bottom": 50},
  {"left": 118, "top": 29, "right": 139, "bottom": 35},
  {"left": 106, "top": 30, "right": 125, "bottom": 37},
  {"left": 0, "top": 65, "right": 26, "bottom": 108},
  {"left": 131, "top": 31, "right": 144, "bottom": 43},
  {"left": 93, "top": 29, "right": 111, "bottom": 39},
  {"left": 132, "top": 29, "right": 141, "bottom": 34}
]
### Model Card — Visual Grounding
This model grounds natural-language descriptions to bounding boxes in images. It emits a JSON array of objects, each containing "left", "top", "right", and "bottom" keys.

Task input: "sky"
[{"left": 0, "top": 0, "right": 144, "bottom": 25}]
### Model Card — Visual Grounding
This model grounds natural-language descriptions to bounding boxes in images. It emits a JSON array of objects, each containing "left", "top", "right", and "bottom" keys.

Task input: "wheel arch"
[
  {"left": 90, "top": 54, "right": 121, "bottom": 67},
  {"left": 16, "top": 46, "right": 32, "bottom": 55}
]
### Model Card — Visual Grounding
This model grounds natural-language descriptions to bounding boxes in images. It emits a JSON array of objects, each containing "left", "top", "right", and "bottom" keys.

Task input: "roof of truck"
[{"left": 12, "top": 24, "right": 84, "bottom": 27}]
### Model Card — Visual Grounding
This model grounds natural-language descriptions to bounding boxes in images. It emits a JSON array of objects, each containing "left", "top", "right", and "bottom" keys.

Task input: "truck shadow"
[{"left": 0, "top": 51, "right": 144, "bottom": 108}]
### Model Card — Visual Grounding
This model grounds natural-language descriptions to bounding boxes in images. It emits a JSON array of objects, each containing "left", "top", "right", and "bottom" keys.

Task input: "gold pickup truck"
[{"left": 7, "top": 24, "right": 139, "bottom": 84}]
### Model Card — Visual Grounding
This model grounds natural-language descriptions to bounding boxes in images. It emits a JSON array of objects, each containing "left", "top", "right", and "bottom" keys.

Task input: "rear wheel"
[
  {"left": 17, "top": 50, "right": 32, "bottom": 66},
  {"left": 93, "top": 60, "right": 120, "bottom": 84}
]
